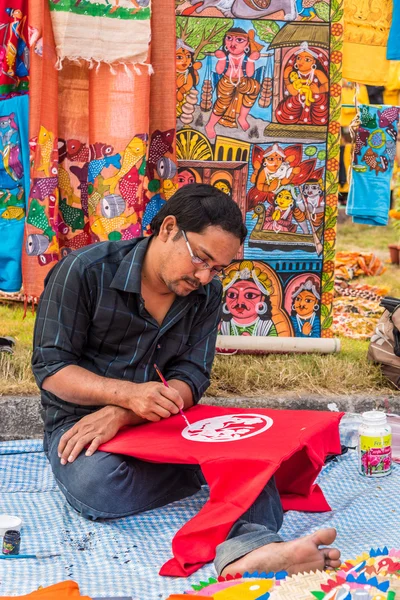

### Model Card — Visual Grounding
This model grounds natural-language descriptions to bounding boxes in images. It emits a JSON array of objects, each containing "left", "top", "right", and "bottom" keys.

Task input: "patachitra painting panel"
[{"left": 175, "top": 0, "right": 343, "bottom": 341}]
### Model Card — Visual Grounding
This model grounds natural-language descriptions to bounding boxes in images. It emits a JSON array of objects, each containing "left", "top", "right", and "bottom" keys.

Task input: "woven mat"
[{"left": 0, "top": 441, "right": 398, "bottom": 598}]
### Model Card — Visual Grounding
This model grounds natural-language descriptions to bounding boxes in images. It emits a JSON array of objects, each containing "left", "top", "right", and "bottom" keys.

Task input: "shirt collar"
[{"left": 110, "top": 236, "right": 206, "bottom": 296}]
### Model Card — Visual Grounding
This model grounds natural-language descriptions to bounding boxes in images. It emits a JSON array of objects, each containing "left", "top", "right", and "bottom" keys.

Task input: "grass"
[{"left": 0, "top": 217, "right": 399, "bottom": 398}]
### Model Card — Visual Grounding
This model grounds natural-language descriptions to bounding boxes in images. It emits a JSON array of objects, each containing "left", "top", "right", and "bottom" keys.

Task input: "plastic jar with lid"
[{"left": 358, "top": 411, "right": 392, "bottom": 478}]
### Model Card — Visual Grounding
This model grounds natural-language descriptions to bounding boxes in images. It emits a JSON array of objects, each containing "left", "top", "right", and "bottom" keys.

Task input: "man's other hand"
[{"left": 58, "top": 406, "right": 132, "bottom": 465}]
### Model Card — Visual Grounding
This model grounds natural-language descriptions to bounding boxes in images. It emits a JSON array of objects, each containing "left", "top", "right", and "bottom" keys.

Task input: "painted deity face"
[
  {"left": 262, "top": 152, "right": 284, "bottom": 173},
  {"left": 225, "top": 280, "right": 264, "bottom": 324},
  {"left": 177, "top": 169, "right": 196, "bottom": 188},
  {"left": 294, "top": 51, "right": 315, "bottom": 73},
  {"left": 214, "top": 181, "right": 231, "bottom": 195},
  {"left": 176, "top": 48, "right": 192, "bottom": 72},
  {"left": 0, "top": 117, "right": 11, "bottom": 129},
  {"left": 11, "top": 9, "right": 23, "bottom": 19},
  {"left": 293, "top": 290, "right": 318, "bottom": 317},
  {"left": 302, "top": 183, "right": 323, "bottom": 201},
  {"left": 275, "top": 190, "right": 293, "bottom": 209},
  {"left": 225, "top": 33, "right": 249, "bottom": 56}
]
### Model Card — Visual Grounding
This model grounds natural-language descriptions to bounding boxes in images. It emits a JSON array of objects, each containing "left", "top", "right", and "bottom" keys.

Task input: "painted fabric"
[
  {"left": 0, "top": 1, "right": 29, "bottom": 100},
  {"left": 0, "top": 95, "right": 29, "bottom": 292},
  {"left": 23, "top": 0, "right": 176, "bottom": 301},
  {"left": 342, "top": 0, "right": 393, "bottom": 86},
  {"left": 174, "top": 0, "right": 343, "bottom": 342},
  {"left": 347, "top": 105, "right": 399, "bottom": 226},
  {"left": 333, "top": 296, "right": 385, "bottom": 340},
  {"left": 0, "top": 581, "right": 91, "bottom": 600},
  {"left": 48, "top": 0, "right": 151, "bottom": 69},
  {"left": 100, "top": 405, "right": 342, "bottom": 577},
  {"left": 334, "top": 251, "right": 386, "bottom": 282},
  {"left": 387, "top": 0, "right": 400, "bottom": 60}
]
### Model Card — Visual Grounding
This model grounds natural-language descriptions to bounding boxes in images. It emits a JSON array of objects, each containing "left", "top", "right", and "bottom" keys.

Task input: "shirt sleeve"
[
  {"left": 32, "top": 253, "right": 93, "bottom": 389},
  {"left": 164, "top": 281, "right": 223, "bottom": 404}
]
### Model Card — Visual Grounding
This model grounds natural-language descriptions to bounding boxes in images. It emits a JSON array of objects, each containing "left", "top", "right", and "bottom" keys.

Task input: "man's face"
[{"left": 160, "top": 226, "right": 241, "bottom": 297}]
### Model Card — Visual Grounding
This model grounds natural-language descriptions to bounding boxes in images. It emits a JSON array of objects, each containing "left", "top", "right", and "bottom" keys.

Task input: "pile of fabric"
[{"left": 332, "top": 252, "right": 388, "bottom": 339}]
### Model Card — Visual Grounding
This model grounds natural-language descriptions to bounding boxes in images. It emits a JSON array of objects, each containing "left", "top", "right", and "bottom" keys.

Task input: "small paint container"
[
  {"left": 0, "top": 514, "right": 22, "bottom": 538},
  {"left": 2, "top": 530, "right": 21, "bottom": 555}
]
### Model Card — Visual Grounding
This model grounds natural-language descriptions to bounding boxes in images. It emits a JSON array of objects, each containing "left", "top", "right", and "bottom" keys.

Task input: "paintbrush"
[{"left": 154, "top": 363, "right": 191, "bottom": 428}]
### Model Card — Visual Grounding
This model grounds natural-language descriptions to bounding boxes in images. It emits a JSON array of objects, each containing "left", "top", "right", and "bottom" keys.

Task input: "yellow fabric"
[
  {"left": 339, "top": 143, "right": 352, "bottom": 194},
  {"left": 340, "top": 80, "right": 370, "bottom": 127},
  {"left": 342, "top": 0, "right": 393, "bottom": 86}
]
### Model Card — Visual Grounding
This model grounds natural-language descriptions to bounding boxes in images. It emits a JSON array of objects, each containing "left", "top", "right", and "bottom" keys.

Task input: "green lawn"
[{"left": 0, "top": 216, "right": 399, "bottom": 397}]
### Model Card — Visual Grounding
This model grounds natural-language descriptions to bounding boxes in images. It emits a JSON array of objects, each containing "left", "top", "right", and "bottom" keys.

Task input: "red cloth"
[{"left": 99, "top": 405, "right": 343, "bottom": 577}]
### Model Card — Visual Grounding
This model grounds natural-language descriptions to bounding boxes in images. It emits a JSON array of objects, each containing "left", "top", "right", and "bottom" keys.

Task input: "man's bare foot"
[{"left": 221, "top": 528, "right": 341, "bottom": 578}]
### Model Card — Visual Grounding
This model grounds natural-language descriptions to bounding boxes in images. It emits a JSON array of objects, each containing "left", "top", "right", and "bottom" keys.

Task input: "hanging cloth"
[
  {"left": 342, "top": 0, "right": 393, "bottom": 86},
  {"left": 100, "top": 405, "right": 343, "bottom": 578},
  {"left": 48, "top": 0, "right": 151, "bottom": 71},
  {"left": 0, "top": 95, "right": 29, "bottom": 292},
  {"left": 387, "top": 0, "right": 400, "bottom": 60},
  {"left": 0, "top": 0, "right": 29, "bottom": 100},
  {"left": 22, "top": 0, "right": 176, "bottom": 302},
  {"left": 346, "top": 104, "right": 400, "bottom": 226}
]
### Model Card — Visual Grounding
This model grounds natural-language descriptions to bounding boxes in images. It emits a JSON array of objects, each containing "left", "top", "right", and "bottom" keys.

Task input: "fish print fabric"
[
  {"left": 0, "top": 95, "right": 29, "bottom": 292},
  {"left": 100, "top": 404, "right": 342, "bottom": 577},
  {"left": 23, "top": 0, "right": 176, "bottom": 300},
  {"left": 347, "top": 104, "right": 400, "bottom": 226}
]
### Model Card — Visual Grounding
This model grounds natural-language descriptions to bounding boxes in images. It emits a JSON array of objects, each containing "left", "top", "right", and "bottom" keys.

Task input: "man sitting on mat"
[{"left": 32, "top": 183, "right": 341, "bottom": 577}]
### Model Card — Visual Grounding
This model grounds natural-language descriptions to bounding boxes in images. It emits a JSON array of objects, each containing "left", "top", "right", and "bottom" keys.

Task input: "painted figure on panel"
[
  {"left": 219, "top": 260, "right": 293, "bottom": 336},
  {"left": 276, "top": 42, "right": 329, "bottom": 125},
  {"left": 261, "top": 187, "right": 308, "bottom": 234},
  {"left": 298, "top": 178, "right": 325, "bottom": 228},
  {"left": 176, "top": 39, "right": 202, "bottom": 118},
  {"left": 247, "top": 143, "right": 323, "bottom": 208},
  {"left": 205, "top": 28, "right": 263, "bottom": 139},
  {"left": 289, "top": 275, "right": 321, "bottom": 337},
  {"left": 177, "top": 167, "right": 198, "bottom": 188}
]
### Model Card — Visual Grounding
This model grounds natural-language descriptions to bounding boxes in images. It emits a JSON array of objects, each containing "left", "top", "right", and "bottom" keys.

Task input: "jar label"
[{"left": 359, "top": 434, "right": 392, "bottom": 476}]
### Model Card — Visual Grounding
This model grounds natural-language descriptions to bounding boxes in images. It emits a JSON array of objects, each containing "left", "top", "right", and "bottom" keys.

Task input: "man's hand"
[
  {"left": 127, "top": 382, "right": 184, "bottom": 421},
  {"left": 58, "top": 405, "right": 133, "bottom": 465}
]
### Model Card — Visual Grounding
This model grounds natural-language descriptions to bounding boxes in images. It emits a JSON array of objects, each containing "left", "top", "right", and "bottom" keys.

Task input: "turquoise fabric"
[
  {"left": 387, "top": 0, "right": 400, "bottom": 59},
  {"left": 346, "top": 104, "right": 399, "bottom": 227},
  {"left": 0, "top": 95, "right": 29, "bottom": 292}
]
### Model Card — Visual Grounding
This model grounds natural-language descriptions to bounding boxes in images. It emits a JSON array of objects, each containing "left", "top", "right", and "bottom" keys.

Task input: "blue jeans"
[{"left": 44, "top": 422, "right": 284, "bottom": 574}]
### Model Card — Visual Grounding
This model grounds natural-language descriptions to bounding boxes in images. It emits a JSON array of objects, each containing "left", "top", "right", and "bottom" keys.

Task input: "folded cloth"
[
  {"left": 0, "top": 581, "right": 91, "bottom": 599},
  {"left": 100, "top": 405, "right": 342, "bottom": 578},
  {"left": 346, "top": 104, "right": 400, "bottom": 227},
  {"left": 48, "top": 0, "right": 151, "bottom": 70}
]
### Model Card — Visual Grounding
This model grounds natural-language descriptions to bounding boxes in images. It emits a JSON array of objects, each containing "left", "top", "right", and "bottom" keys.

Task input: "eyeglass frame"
[{"left": 181, "top": 230, "right": 226, "bottom": 277}]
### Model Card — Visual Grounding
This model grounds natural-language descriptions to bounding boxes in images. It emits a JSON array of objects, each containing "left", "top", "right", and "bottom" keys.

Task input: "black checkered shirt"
[{"left": 32, "top": 237, "right": 223, "bottom": 433}]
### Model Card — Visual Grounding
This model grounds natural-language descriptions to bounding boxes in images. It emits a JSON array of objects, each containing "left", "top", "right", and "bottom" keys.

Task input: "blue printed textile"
[
  {"left": 0, "top": 94, "right": 29, "bottom": 292},
  {"left": 346, "top": 104, "right": 399, "bottom": 227}
]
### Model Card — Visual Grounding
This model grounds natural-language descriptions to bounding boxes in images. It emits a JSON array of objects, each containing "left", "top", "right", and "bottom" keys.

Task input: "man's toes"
[
  {"left": 325, "top": 558, "right": 342, "bottom": 569},
  {"left": 311, "top": 527, "right": 337, "bottom": 547}
]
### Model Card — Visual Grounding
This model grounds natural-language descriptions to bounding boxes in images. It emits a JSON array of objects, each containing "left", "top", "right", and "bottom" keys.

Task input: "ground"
[{"left": 0, "top": 212, "right": 399, "bottom": 398}]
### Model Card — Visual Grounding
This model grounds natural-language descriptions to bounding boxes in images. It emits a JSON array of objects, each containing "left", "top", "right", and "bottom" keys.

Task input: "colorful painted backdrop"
[{"left": 175, "top": 0, "right": 343, "bottom": 340}]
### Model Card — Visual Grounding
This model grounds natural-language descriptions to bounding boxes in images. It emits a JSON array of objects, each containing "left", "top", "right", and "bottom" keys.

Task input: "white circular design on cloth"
[{"left": 182, "top": 414, "right": 273, "bottom": 443}]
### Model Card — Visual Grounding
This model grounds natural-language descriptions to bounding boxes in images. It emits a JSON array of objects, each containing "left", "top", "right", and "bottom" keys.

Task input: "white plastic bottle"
[{"left": 358, "top": 411, "right": 392, "bottom": 478}]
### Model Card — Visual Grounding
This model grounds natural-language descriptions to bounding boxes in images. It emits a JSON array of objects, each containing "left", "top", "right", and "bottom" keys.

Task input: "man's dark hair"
[{"left": 150, "top": 184, "right": 247, "bottom": 244}]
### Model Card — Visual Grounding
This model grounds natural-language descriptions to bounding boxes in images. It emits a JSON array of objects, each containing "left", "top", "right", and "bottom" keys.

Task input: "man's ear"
[{"left": 158, "top": 215, "right": 177, "bottom": 242}]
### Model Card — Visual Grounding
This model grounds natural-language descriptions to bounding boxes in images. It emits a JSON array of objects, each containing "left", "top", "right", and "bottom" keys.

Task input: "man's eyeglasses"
[{"left": 182, "top": 230, "right": 225, "bottom": 277}]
